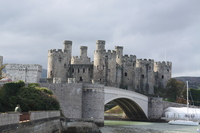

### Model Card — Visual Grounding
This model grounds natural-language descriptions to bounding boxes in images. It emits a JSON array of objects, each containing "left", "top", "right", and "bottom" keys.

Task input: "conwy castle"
[{"left": 47, "top": 40, "right": 172, "bottom": 94}]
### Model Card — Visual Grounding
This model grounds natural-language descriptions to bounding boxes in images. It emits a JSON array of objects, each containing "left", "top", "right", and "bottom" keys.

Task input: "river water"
[{"left": 99, "top": 120, "right": 200, "bottom": 133}]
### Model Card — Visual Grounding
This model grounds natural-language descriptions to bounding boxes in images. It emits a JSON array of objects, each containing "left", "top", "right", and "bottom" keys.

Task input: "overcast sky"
[{"left": 1, "top": 0, "right": 200, "bottom": 77}]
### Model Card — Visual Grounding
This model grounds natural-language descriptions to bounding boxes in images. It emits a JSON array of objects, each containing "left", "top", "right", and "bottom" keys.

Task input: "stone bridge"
[
  {"left": 40, "top": 83, "right": 165, "bottom": 126},
  {"left": 104, "top": 86, "right": 148, "bottom": 120}
]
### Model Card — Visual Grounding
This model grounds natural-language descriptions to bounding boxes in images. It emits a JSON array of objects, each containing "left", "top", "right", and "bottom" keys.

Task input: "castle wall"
[
  {"left": 116, "top": 65, "right": 122, "bottom": 88},
  {"left": 69, "top": 64, "right": 93, "bottom": 83},
  {"left": 6, "top": 64, "right": 42, "bottom": 83},
  {"left": 136, "top": 59, "right": 155, "bottom": 94},
  {"left": 122, "top": 55, "right": 136, "bottom": 91},
  {"left": 105, "top": 50, "right": 116, "bottom": 87},
  {"left": 40, "top": 83, "right": 83, "bottom": 119}
]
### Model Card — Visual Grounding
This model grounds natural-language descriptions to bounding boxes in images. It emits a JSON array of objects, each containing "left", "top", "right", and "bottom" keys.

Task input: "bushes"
[{"left": 0, "top": 81, "right": 60, "bottom": 112}]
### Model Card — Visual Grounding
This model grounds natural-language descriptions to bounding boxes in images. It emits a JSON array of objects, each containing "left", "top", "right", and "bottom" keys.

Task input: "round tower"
[
  {"left": 47, "top": 40, "right": 72, "bottom": 83},
  {"left": 115, "top": 46, "right": 123, "bottom": 66},
  {"left": 63, "top": 40, "right": 72, "bottom": 54},
  {"left": 93, "top": 40, "right": 106, "bottom": 84},
  {"left": 80, "top": 46, "right": 87, "bottom": 58}
]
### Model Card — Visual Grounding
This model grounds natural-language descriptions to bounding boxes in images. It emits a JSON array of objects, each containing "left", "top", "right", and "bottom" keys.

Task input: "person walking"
[{"left": 15, "top": 104, "right": 21, "bottom": 113}]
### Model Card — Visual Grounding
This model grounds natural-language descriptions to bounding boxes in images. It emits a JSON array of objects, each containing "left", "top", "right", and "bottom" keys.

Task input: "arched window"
[
  {"left": 83, "top": 68, "right": 85, "bottom": 73},
  {"left": 78, "top": 68, "right": 80, "bottom": 73},
  {"left": 162, "top": 75, "right": 164, "bottom": 79}
]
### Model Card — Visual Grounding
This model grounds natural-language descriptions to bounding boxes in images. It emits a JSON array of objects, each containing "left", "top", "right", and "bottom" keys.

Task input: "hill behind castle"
[{"left": 174, "top": 77, "right": 200, "bottom": 89}]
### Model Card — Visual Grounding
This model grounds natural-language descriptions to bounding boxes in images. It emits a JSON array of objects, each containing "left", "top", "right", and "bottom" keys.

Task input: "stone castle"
[{"left": 47, "top": 40, "right": 172, "bottom": 94}]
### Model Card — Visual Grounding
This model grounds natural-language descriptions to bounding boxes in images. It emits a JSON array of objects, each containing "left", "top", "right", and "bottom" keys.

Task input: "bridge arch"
[{"left": 104, "top": 86, "right": 148, "bottom": 120}]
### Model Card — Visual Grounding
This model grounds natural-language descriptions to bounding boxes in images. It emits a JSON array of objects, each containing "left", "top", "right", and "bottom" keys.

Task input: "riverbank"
[{"left": 100, "top": 120, "right": 200, "bottom": 133}]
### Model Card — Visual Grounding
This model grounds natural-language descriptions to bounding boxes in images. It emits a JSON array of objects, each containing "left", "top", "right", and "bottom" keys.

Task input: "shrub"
[{"left": 0, "top": 81, "right": 60, "bottom": 112}]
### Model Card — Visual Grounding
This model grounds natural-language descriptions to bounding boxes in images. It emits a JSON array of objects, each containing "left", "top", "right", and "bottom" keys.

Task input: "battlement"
[
  {"left": 63, "top": 40, "right": 72, "bottom": 44},
  {"left": 96, "top": 40, "right": 105, "bottom": 50},
  {"left": 154, "top": 61, "right": 172, "bottom": 66},
  {"left": 137, "top": 59, "right": 154, "bottom": 64},
  {"left": 71, "top": 56, "right": 91, "bottom": 64},
  {"left": 123, "top": 54, "right": 136, "bottom": 62},
  {"left": 80, "top": 46, "right": 88, "bottom": 57},
  {"left": 106, "top": 50, "right": 116, "bottom": 59},
  {"left": 115, "top": 46, "right": 123, "bottom": 50},
  {"left": 6, "top": 64, "right": 42, "bottom": 72},
  {"left": 48, "top": 49, "right": 66, "bottom": 54},
  {"left": 96, "top": 40, "right": 105, "bottom": 44}
]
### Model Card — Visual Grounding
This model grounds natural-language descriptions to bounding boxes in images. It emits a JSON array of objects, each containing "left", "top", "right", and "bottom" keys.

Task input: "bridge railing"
[{"left": 0, "top": 110, "right": 60, "bottom": 126}]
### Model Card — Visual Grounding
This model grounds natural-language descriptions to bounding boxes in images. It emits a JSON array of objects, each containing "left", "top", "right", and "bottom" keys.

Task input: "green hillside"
[{"left": 174, "top": 77, "right": 200, "bottom": 89}]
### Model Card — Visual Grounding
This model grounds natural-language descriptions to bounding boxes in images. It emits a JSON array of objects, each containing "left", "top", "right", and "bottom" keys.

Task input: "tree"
[
  {"left": 0, "top": 81, "right": 60, "bottom": 112},
  {"left": 165, "top": 78, "right": 185, "bottom": 101},
  {"left": 0, "top": 64, "right": 7, "bottom": 79}
]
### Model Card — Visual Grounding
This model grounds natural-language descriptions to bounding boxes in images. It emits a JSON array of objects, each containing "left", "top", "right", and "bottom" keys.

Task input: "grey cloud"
[{"left": 1, "top": 0, "right": 200, "bottom": 77}]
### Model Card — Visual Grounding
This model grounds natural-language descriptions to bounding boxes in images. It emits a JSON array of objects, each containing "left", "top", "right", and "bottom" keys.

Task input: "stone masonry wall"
[
  {"left": 0, "top": 112, "right": 20, "bottom": 126},
  {"left": 40, "top": 83, "right": 83, "bottom": 119},
  {"left": 6, "top": 64, "right": 42, "bottom": 83},
  {"left": 148, "top": 97, "right": 195, "bottom": 121},
  {"left": 82, "top": 84, "right": 104, "bottom": 126}
]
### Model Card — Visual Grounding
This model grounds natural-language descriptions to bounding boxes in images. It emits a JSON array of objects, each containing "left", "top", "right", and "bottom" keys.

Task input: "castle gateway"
[{"left": 47, "top": 40, "right": 172, "bottom": 95}]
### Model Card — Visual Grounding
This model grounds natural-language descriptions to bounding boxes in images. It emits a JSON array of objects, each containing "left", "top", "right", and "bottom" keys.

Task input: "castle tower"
[
  {"left": 80, "top": 46, "right": 87, "bottom": 58},
  {"left": 93, "top": 40, "right": 106, "bottom": 84},
  {"left": 115, "top": 46, "right": 123, "bottom": 66},
  {"left": 47, "top": 40, "right": 72, "bottom": 83},
  {"left": 115, "top": 46, "right": 123, "bottom": 88},
  {"left": 154, "top": 61, "right": 172, "bottom": 88},
  {"left": 135, "top": 59, "right": 155, "bottom": 94},
  {"left": 106, "top": 50, "right": 116, "bottom": 86},
  {"left": 122, "top": 55, "right": 137, "bottom": 91}
]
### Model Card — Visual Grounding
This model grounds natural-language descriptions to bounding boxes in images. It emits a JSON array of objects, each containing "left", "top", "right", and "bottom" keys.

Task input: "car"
[{"left": 0, "top": 78, "right": 12, "bottom": 82}]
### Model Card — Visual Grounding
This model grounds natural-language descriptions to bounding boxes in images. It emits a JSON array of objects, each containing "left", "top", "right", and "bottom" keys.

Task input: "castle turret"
[
  {"left": 93, "top": 40, "right": 106, "bottom": 84},
  {"left": 80, "top": 46, "right": 87, "bottom": 58},
  {"left": 154, "top": 61, "right": 172, "bottom": 88},
  {"left": 115, "top": 46, "right": 123, "bottom": 87},
  {"left": 115, "top": 46, "right": 123, "bottom": 66},
  {"left": 47, "top": 40, "right": 72, "bottom": 83}
]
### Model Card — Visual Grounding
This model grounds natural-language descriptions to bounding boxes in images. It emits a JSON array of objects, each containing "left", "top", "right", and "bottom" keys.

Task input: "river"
[{"left": 99, "top": 120, "right": 200, "bottom": 133}]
